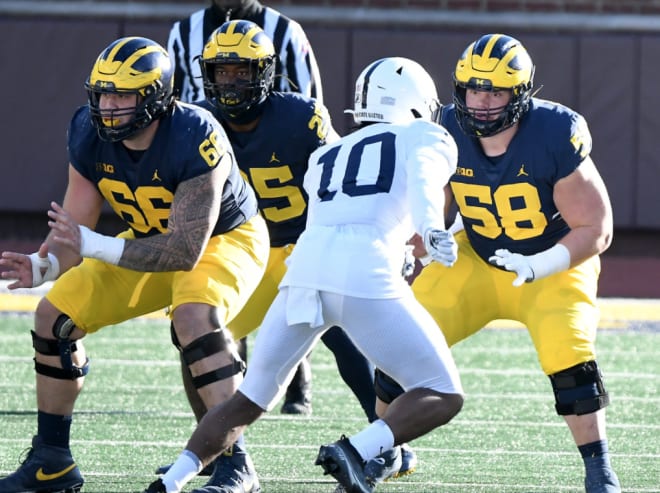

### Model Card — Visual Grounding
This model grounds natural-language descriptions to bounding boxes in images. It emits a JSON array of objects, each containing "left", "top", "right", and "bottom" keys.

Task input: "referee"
[{"left": 167, "top": 0, "right": 323, "bottom": 103}]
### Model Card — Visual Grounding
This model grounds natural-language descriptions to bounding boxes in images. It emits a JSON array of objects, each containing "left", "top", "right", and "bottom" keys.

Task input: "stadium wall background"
[{"left": 0, "top": 0, "right": 658, "bottom": 298}]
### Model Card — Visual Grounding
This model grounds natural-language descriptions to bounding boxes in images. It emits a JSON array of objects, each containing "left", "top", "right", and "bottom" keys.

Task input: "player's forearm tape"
[
  {"left": 29, "top": 252, "right": 60, "bottom": 286},
  {"left": 79, "top": 226, "right": 125, "bottom": 265},
  {"left": 528, "top": 244, "right": 571, "bottom": 281}
]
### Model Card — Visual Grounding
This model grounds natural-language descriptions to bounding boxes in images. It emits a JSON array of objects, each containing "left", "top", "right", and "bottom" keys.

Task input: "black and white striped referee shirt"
[{"left": 167, "top": 2, "right": 323, "bottom": 103}]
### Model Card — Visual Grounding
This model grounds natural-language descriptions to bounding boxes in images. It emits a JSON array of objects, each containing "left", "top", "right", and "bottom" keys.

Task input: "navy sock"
[
  {"left": 579, "top": 439, "right": 620, "bottom": 490},
  {"left": 38, "top": 411, "right": 72, "bottom": 448},
  {"left": 580, "top": 440, "right": 613, "bottom": 476},
  {"left": 579, "top": 439, "right": 608, "bottom": 459}
]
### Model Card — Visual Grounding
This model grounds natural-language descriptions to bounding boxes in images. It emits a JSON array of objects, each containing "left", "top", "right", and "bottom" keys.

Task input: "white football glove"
[
  {"left": 488, "top": 249, "right": 533, "bottom": 287},
  {"left": 489, "top": 244, "right": 571, "bottom": 287},
  {"left": 423, "top": 229, "right": 458, "bottom": 267},
  {"left": 28, "top": 252, "right": 60, "bottom": 287},
  {"left": 401, "top": 244, "right": 416, "bottom": 278}
]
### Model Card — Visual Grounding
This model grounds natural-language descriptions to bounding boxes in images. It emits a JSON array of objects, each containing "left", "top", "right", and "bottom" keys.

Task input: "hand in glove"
[
  {"left": 488, "top": 249, "right": 533, "bottom": 287},
  {"left": 489, "top": 244, "right": 571, "bottom": 287},
  {"left": 423, "top": 229, "right": 458, "bottom": 267},
  {"left": 401, "top": 244, "right": 416, "bottom": 278}
]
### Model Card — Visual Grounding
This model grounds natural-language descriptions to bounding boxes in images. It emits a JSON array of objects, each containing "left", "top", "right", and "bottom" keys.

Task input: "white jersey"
[{"left": 281, "top": 119, "right": 457, "bottom": 298}]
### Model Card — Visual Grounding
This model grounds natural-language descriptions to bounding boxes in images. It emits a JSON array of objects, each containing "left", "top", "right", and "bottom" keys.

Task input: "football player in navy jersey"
[
  {"left": 0, "top": 36, "right": 269, "bottom": 493},
  {"left": 151, "top": 20, "right": 383, "bottom": 493},
  {"left": 375, "top": 34, "right": 620, "bottom": 493},
  {"left": 145, "top": 54, "right": 463, "bottom": 493}
]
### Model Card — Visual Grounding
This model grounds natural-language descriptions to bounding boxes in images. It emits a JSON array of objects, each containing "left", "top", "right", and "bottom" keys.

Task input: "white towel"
[{"left": 286, "top": 287, "right": 324, "bottom": 328}]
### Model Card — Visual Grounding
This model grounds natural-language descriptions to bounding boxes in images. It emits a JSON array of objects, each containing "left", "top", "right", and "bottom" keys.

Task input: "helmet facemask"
[
  {"left": 201, "top": 56, "right": 275, "bottom": 123},
  {"left": 87, "top": 82, "right": 170, "bottom": 142},
  {"left": 453, "top": 79, "right": 533, "bottom": 138}
]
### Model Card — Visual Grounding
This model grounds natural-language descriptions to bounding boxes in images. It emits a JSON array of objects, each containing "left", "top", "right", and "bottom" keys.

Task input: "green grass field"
[{"left": 0, "top": 313, "right": 658, "bottom": 492}]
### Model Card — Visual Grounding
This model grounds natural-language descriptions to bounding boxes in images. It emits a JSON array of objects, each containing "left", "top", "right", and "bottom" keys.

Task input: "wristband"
[
  {"left": 528, "top": 244, "right": 571, "bottom": 281},
  {"left": 79, "top": 225, "right": 125, "bottom": 265},
  {"left": 419, "top": 254, "right": 433, "bottom": 266},
  {"left": 448, "top": 214, "right": 464, "bottom": 234}
]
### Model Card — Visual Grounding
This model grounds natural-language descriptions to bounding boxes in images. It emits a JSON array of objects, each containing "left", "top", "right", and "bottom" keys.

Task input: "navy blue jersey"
[
  {"left": 199, "top": 92, "right": 331, "bottom": 246},
  {"left": 442, "top": 98, "right": 592, "bottom": 261},
  {"left": 67, "top": 101, "right": 258, "bottom": 238}
]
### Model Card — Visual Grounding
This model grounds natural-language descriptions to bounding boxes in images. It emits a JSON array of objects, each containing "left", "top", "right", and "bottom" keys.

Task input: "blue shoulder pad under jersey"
[
  {"left": 442, "top": 98, "right": 591, "bottom": 261},
  {"left": 199, "top": 92, "right": 332, "bottom": 246},
  {"left": 67, "top": 102, "right": 257, "bottom": 238}
]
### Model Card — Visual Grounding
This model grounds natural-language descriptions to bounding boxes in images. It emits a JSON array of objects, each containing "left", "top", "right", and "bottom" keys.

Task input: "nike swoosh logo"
[{"left": 36, "top": 464, "right": 76, "bottom": 481}]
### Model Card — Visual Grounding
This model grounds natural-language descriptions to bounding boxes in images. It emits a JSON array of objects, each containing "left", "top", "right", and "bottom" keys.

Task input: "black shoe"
[
  {"left": 363, "top": 445, "right": 402, "bottom": 484},
  {"left": 315, "top": 437, "right": 373, "bottom": 493},
  {"left": 189, "top": 443, "right": 261, "bottom": 493},
  {"left": 281, "top": 357, "right": 312, "bottom": 415},
  {"left": 0, "top": 435, "right": 84, "bottom": 493},
  {"left": 144, "top": 478, "right": 167, "bottom": 493},
  {"left": 397, "top": 443, "right": 418, "bottom": 477},
  {"left": 585, "top": 468, "right": 621, "bottom": 493}
]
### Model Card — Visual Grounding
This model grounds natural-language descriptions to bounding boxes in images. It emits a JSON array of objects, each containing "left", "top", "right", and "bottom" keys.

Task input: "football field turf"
[{"left": 0, "top": 295, "right": 658, "bottom": 492}]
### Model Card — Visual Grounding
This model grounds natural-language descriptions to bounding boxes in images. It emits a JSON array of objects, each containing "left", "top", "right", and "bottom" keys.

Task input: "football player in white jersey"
[{"left": 144, "top": 57, "right": 464, "bottom": 493}]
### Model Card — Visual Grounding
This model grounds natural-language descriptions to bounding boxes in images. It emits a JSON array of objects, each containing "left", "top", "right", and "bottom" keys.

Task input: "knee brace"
[
  {"left": 374, "top": 368, "right": 405, "bottom": 404},
  {"left": 181, "top": 329, "right": 246, "bottom": 389},
  {"left": 169, "top": 308, "right": 231, "bottom": 350},
  {"left": 549, "top": 360, "right": 610, "bottom": 416},
  {"left": 31, "top": 315, "right": 89, "bottom": 380}
]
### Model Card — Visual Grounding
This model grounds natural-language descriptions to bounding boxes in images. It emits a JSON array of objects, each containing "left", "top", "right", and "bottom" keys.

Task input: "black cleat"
[
  {"left": 363, "top": 446, "right": 402, "bottom": 484},
  {"left": 0, "top": 435, "right": 84, "bottom": 493},
  {"left": 315, "top": 437, "right": 374, "bottom": 493},
  {"left": 189, "top": 443, "right": 261, "bottom": 493},
  {"left": 585, "top": 468, "right": 621, "bottom": 493},
  {"left": 396, "top": 443, "right": 418, "bottom": 477},
  {"left": 144, "top": 478, "right": 167, "bottom": 493}
]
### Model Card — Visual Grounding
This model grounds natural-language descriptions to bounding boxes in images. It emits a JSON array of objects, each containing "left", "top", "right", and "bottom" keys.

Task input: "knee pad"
[
  {"left": 181, "top": 329, "right": 246, "bottom": 389},
  {"left": 374, "top": 368, "right": 405, "bottom": 404},
  {"left": 31, "top": 315, "right": 89, "bottom": 380},
  {"left": 549, "top": 360, "right": 610, "bottom": 416}
]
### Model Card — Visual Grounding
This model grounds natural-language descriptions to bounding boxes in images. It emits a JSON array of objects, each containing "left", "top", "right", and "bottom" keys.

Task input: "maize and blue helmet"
[
  {"left": 86, "top": 36, "right": 174, "bottom": 142},
  {"left": 200, "top": 20, "right": 276, "bottom": 123},
  {"left": 453, "top": 33, "right": 535, "bottom": 137}
]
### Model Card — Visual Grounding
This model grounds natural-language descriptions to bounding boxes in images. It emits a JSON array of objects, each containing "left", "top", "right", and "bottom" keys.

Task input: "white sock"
[
  {"left": 161, "top": 449, "right": 203, "bottom": 493},
  {"left": 348, "top": 419, "right": 395, "bottom": 461}
]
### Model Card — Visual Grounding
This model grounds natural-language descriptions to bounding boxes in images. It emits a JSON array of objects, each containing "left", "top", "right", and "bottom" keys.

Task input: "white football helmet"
[{"left": 346, "top": 57, "right": 440, "bottom": 125}]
